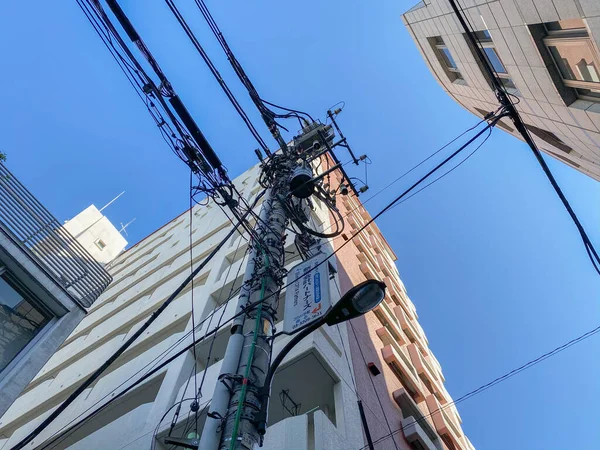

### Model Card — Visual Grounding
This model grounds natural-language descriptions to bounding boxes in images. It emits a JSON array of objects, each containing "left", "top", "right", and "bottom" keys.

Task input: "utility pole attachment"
[{"left": 199, "top": 121, "right": 358, "bottom": 449}]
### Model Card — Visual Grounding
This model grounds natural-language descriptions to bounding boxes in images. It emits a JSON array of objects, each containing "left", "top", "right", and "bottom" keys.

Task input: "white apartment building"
[{"left": 0, "top": 163, "right": 364, "bottom": 450}]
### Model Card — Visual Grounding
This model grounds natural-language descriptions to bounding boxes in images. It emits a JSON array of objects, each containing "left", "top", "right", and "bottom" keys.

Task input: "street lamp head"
[{"left": 325, "top": 279, "right": 386, "bottom": 326}]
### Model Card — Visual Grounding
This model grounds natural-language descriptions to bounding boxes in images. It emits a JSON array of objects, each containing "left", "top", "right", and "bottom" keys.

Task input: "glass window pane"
[
  {"left": 548, "top": 42, "right": 600, "bottom": 83},
  {"left": 474, "top": 30, "right": 492, "bottom": 42},
  {"left": 440, "top": 47, "right": 458, "bottom": 69},
  {"left": 0, "top": 275, "right": 51, "bottom": 371},
  {"left": 483, "top": 48, "right": 507, "bottom": 74}
]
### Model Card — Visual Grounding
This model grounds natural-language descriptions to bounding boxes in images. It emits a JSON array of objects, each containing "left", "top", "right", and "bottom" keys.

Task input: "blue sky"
[{"left": 1, "top": 1, "right": 599, "bottom": 449}]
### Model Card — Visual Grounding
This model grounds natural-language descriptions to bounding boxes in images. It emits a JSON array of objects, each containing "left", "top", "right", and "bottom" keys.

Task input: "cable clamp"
[{"left": 218, "top": 373, "right": 243, "bottom": 394}]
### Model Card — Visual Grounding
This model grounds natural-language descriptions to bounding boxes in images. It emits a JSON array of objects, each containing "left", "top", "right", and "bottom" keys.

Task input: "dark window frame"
[
  {"left": 464, "top": 30, "right": 520, "bottom": 96},
  {"left": 529, "top": 20, "right": 600, "bottom": 104},
  {"left": 428, "top": 36, "right": 465, "bottom": 84},
  {"left": 0, "top": 266, "right": 54, "bottom": 372}
]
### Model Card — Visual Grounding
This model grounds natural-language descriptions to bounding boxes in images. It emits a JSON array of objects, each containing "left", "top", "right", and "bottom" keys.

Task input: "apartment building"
[
  {"left": 0, "top": 162, "right": 472, "bottom": 450},
  {"left": 403, "top": 0, "right": 600, "bottom": 181},
  {"left": 330, "top": 169, "right": 474, "bottom": 450}
]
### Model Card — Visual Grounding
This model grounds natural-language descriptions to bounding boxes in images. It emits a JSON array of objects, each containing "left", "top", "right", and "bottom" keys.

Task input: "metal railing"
[{"left": 0, "top": 164, "right": 112, "bottom": 308}]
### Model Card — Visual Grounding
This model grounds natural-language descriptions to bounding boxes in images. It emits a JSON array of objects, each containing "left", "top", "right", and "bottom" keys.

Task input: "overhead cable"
[
  {"left": 389, "top": 125, "right": 494, "bottom": 211},
  {"left": 34, "top": 125, "right": 498, "bottom": 447},
  {"left": 35, "top": 114, "right": 502, "bottom": 449},
  {"left": 11, "top": 202, "right": 256, "bottom": 450},
  {"left": 163, "top": 0, "right": 270, "bottom": 154},
  {"left": 359, "top": 321, "right": 600, "bottom": 449},
  {"left": 318, "top": 115, "right": 491, "bottom": 234},
  {"left": 192, "top": 0, "right": 309, "bottom": 152},
  {"left": 449, "top": 0, "right": 600, "bottom": 276}
]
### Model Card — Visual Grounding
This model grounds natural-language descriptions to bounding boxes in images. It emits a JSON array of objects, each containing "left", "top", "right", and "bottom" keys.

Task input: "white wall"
[{"left": 63, "top": 205, "right": 127, "bottom": 265}]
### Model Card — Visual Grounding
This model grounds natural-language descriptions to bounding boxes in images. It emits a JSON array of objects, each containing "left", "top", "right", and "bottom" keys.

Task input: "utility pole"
[
  {"left": 199, "top": 183, "right": 288, "bottom": 449},
  {"left": 199, "top": 124, "right": 326, "bottom": 450}
]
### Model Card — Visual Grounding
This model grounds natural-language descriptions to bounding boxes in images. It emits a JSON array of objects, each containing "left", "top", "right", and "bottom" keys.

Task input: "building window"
[
  {"left": 94, "top": 239, "right": 107, "bottom": 251},
  {"left": 0, "top": 268, "right": 52, "bottom": 371},
  {"left": 542, "top": 19, "right": 600, "bottom": 101},
  {"left": 525, "top": 124, "right": 572, "bottom": 154},
  {"left": 468, "top": 30, "right": 519, "bottom": 95},
  {"left": 429, "top": 36, "right": 464, "bottom": 83}
]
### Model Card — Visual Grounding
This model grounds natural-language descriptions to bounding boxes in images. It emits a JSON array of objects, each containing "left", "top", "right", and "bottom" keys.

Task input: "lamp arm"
[{"left": 255, "top": 317, "right": 326, "bottom": 438}]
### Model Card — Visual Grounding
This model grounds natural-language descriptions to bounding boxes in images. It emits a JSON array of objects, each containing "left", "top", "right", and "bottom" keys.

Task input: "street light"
[
  {"left": 325, "top": 279, "right": 387, "bottom": 326},
  {"left": 256, "top": 279, "right": 386, "bottom": 438}
]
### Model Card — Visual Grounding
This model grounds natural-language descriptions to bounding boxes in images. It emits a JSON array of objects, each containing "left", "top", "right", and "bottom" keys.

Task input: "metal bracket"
[
  {"left": 163, "top": 437, "right": 199, "bottom": 449},
  {"left": 218, "top": 373, "right": 243, "bottom": 395}
]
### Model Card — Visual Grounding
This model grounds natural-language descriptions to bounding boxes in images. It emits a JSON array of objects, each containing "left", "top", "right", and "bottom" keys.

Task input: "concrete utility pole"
[
  {"left": 198, "top": 121, "right": 355, "bottom": 449},
  {"left": 199, "top": 183, "right": 288, "bottom": 449},
  {"left": 198, "top": 129, "right": 315, "bottom": 450}
]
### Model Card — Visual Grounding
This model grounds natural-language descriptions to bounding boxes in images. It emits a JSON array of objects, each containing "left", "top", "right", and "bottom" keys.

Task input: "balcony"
[
  {"left": 393, "top": 388, "right": 442, "bottom": 450},
  {"left": 381, "top": 344, "right": 424, "bottom": 403},
  {"left": 0, "top": 164, "right": 111, "bottom": 308},
  {"left": 425, "top": 395, "right": 464, "bottom": 450},
  {"left": 155, "top": 325, "right": 355, "bottom": 450},
  {"left": 393, "top": 305, "right": 429, "bottom": 356},
  {"left": 374, "top": 302, "right": 407, "bottom": 345},
  {"left": 406, "top": 344, "right": 447, "bottom": 405}
]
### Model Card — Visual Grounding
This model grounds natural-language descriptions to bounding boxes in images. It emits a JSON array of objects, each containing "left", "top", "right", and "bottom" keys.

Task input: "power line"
[
  {"left": 188, "top": 170, "right": 200, "bottom": 433},
  {"left": 12, "top": 203, "right": 256, "bottom": 450},
  {"left": 36, "top": 132, "right": 487, "bottom": 447},
  {"left": 389, "top": 125, "right": 493, "bottom": 211},
  {"left": 449, "top": 0, "right": 600, "bottom": 277},
  {"left": 163, "top": 0, "right": 270, "bottom": 153},
  {"left": 42, "top": 192, "right": 262, "bottom": 444},
  {"left": 205, "top": 115, "right": 504, "bottom": 334},
  {"left": 359, "top": 322, "right": 600, "bottom": 449},
  {"left": 34, "top": 115, "right": 501, "bottom": 449},
  {"left": 42, "top": 278, "right": 244, "bottom": 450},
  {"left": 40, "top": 190, "right": 264, "bottom": 449},
  {"left": 348, "top": 321, "right": 399, "bottom": 450},
  {"left": 331, "top": 277, "right": 397, "bottom": 449},
  {"left": 191, "top": 0, "right": 307, "bottom": 152},
  {"left": 194, "top": 223, "right": 249, "bottom": 401},
  {"left": 319, "top": 115, "right": 492, "bottom": 234}
]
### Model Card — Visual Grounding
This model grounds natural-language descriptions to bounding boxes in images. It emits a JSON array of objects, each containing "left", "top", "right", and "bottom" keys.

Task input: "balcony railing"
[{"left": 0, "top": 163, "right": 112, "bottom": 307}]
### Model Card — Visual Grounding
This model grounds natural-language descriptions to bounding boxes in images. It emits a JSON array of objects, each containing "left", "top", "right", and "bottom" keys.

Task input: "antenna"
[
  {"left": 119, "top": 218, "right": 136, "bottom": 237},
  {"left": 99, "top": 191, "right": 125, "bottom": 212}
]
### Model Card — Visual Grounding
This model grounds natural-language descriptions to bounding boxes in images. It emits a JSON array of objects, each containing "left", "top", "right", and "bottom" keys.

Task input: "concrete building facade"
[
  {"left": 0, "top": 162, "right": 472, "bottom": 450},
  {"left": 403, "top": 0, "right": 600, "bottom": 181},
  {"left": 0, "top": 164, "right": 112, "bottom": 420},
  {"left": 330, "top": 168, "right": 474, "bottom": 450}
]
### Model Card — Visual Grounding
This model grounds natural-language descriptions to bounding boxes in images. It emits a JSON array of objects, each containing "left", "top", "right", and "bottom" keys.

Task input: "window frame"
[
  {"left": 542, "top": 22, "right": 600, "bottom": 103},
  {"left": 0, "top": 266, "right": 54, "bottom": 373},
  {"left": 430, "top": 36, "right": 465, "bottom": 83},
  {"left": 478, "top": 37, "right": 517, "bottom": 87},
  {"left": 465, "top": 31, "right": 519, "bottom": 95}
]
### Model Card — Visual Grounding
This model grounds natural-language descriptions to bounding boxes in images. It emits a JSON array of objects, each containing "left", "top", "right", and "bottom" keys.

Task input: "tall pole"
[
  {"left": 200, "top": 122, "right": 341, "bottom": 449},
  {"left": 199, "top": 176, "right": 290, "bottom": 449}
]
